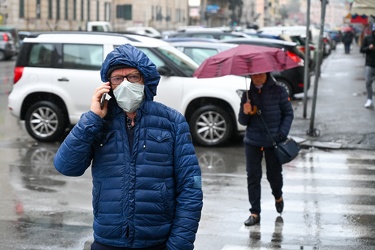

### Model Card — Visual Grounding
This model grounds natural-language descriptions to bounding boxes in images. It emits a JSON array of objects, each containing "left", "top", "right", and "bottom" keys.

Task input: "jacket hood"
[
  {"left": 100, "top": 44, "right": 160, "bottom": 101},
  {"left": 250, "top": 72, "right": 275, "bottom": 90}
]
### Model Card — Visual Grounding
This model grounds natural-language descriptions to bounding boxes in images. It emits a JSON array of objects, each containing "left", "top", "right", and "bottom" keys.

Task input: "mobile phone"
[{"left": 100, "top": 93, "right": 107, "bottom": 110}]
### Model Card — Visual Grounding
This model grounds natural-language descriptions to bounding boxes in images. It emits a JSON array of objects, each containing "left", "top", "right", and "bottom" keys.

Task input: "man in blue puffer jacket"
[
  {"left": 54, "top": 44, "right": 203, "bottom": 250},
  {"left": 238, "top": 72, "right": 293, "bottom": 227}
]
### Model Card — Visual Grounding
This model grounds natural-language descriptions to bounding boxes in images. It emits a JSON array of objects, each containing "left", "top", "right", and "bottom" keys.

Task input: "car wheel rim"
[
  {"left": 29, "top": 107, "right": 59, "bottom": 138},
  {"left": 195, "top": 111, "right": 227, "bottom": 144}
]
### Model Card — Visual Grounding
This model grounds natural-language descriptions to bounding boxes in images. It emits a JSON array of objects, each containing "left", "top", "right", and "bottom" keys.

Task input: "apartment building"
[{"left": 0, "top": 0, "right": 189, "bottom": 32}]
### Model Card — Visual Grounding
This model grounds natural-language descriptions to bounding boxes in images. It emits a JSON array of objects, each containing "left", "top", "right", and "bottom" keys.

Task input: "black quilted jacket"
[{"left": 238, "top": 75, "right": 294, "bottom": 148}]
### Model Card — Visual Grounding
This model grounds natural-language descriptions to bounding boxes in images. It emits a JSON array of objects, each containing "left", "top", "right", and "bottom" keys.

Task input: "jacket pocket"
[
  {"left": 144, "top": 129, "right": 173, "bottom": 163},
  {"left": 161, "top": 182, "right": 176, "bottom": 219},
  {"left": 92, "top": 181, "right": 102, "bottom": 217},
  {"left": 93, "top": 131, "right": 117, "bottom": 164}
]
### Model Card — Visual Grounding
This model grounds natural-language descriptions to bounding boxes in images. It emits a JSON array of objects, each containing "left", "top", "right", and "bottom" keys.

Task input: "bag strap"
[{"left": 257, "top": 109, "right": 277, "bottom": 146}]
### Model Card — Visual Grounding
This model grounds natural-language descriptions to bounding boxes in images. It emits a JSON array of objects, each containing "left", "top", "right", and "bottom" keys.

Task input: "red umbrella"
[{"left": 193, "top": 44, "right": 300, "bottom": 78}]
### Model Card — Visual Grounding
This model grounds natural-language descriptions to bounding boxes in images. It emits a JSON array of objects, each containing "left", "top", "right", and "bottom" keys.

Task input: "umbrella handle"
[{"left": 249, "top": 105, "right": 258, "bottom": 115}]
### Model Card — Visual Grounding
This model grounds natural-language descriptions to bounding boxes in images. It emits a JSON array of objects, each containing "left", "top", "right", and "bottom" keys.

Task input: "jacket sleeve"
[
  {"left": 238, "top": 90, "right": 251, "bottom": 125},
  {"left": 360, "top": 36, "right": 370, "bottom": 53},
  {"left": 54, "top": 111, "right": 103, "bottom": 176},
  {"left": 166, "top": 114, "right": 203, "bottom": 250},
  {"left": 278, "top": 88, "right": 294, "bottom": 140}
]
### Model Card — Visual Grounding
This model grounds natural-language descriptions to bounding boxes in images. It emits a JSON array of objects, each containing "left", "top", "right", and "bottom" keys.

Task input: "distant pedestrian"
[
  {"left": 342, "top": 27, "right": 355, "bottom": 54},
  {"left": 360, "top": 23, "right": 375, "bottom": 108},
  {"left": 238, "top": 72, "right": 294, "bottom": 226}
]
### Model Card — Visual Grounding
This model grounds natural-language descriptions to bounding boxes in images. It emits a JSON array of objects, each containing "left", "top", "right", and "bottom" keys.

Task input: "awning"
[
  {"left": 351, "top": 14, "right": 368, "bottom": 24},
  {"left": 351, "top": 0, "right": 375, "bottom": 16}
]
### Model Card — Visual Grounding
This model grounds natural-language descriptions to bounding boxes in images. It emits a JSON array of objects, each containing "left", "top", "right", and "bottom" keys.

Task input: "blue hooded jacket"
[{"left": 54, "top": 44, "right": 203, "bottom": 249}]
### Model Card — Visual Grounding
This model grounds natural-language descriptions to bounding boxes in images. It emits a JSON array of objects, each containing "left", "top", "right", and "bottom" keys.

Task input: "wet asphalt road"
[{"left": 0, "top": 43, "right": 375, "bottom": 249}]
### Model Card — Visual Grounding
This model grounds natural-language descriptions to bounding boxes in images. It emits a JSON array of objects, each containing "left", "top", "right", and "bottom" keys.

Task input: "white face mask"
[{"left": 113, "top": 81, "right": 144, "bottom": 113}]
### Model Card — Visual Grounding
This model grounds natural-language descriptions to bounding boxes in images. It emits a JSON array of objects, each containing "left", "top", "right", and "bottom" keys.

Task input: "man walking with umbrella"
[{"left": 238, "top": 72, "right": 294, "bottom": 226}]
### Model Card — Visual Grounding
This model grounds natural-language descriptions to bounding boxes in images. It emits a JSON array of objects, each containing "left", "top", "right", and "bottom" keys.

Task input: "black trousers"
[
  {"left": 91, "top": 241, "right": 166, "bottom": 250},
  {"left": 244, "top": 144, "right": 283, "bottom": 215}
]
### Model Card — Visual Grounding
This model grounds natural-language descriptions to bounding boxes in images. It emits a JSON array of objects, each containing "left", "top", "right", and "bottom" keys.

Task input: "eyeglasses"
[{"left": 109, "top": 73, "right": 142, "bottom": 85}]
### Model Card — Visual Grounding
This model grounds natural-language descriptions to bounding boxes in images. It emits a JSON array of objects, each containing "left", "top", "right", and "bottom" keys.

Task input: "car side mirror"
[{"left": 158, "top": 66, "right": 172, "bottom": 76}]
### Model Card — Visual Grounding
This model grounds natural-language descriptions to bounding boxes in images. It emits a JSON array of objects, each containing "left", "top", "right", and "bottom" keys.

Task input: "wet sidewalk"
[{"left": 290, "top": 43, "right": 375, "bottom": 150}]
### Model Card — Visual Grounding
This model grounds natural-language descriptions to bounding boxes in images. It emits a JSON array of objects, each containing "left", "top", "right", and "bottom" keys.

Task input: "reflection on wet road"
[
  {"left": 194, "top": 146, "right": 375, "bottom": 250},
  {"left": 0, "top": 139, "right": 374, "bottom": 249}
]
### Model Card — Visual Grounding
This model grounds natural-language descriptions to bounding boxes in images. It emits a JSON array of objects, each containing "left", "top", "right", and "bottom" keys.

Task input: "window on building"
[
  {"left": 116, "top": 5, "right": 132, "bottom": 20},
  {"left": 104, "top": 2, "right": 111, "bottom": 21},
  {"left": 36, "top": 0, "right": 41, "bottom": 19},
  {"left": 56, "top": 0, "right": 60, "bottom": 20},
  {"left": 81, "top": 0, "right": 84, "bottom": 21},
  {"left": 73, "top": 0, "right": 77, "bottom": 20},
  {"left": 48, "top": 0, "right": 53, "bottom": 19},
  {"left": 65, "top": 0, "right": 69, "bottom": 20},
  {"left": 19, "top": 0, "right": 25, "bottom": 18},
  {"left": 96, "top": 0, "right": 99, "bottom": 20},
  {"left": 87, "top": 0, "right": 90, "bottom": 21}
]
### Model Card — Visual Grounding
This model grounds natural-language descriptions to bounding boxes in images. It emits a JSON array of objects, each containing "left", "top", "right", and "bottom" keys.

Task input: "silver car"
[{"left": 0, "top": 31, "right": 17, "bottom": 60}]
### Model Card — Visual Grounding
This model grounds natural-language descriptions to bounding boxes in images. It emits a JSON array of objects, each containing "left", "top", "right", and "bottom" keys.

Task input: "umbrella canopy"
[{"left": 193, "top": 44, "right": 300, "bottom": 78}]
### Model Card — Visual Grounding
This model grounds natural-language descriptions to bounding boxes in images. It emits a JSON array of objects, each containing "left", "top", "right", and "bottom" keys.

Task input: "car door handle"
[{"left": 57, "top": 77, "right": 69, "bottom": 82}]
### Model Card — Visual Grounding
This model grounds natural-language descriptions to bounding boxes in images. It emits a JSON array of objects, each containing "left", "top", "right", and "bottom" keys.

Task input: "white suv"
[{"left": 8, "top": 32, "right": 246, "bottom": 146}]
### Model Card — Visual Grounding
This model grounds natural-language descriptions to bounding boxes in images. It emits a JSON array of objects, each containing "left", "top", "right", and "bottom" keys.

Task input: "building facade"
[{"left": 0, "top": 0, "right": 189, "bottom": 32}]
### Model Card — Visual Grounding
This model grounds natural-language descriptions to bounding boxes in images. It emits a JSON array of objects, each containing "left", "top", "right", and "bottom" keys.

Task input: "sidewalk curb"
[{"left": 293, "top": 136, "right": 375, "bottom": 151}]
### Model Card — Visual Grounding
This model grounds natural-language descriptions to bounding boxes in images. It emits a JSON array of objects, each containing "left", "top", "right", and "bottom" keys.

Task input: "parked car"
[
  {"left": 0, "top": 31, "right": 17, "bottom": 60},
  {"left": 222, "top": 37, "right": 309, "bottom": 97},
  {"left": 257, "top": 30, "right": 316, "bottom": 71},
  {"left": 18, "top": 31, "right": 33, "bottom": 47},
  {"left": 125, "top": 27, "right": 162, "bottom": 38},
  {"left": 166, "top": 29, "right": 251, "bottom": 40},
  {"left": 0, "top": 26, "right": 20, "bottom": 53},
  {"left": 168, "top": 40, "right": 306, "bottom": 98},
  {"left": 8, "top": 32, "right": 248, "bottom": 147},
  {"left": 169, "top": 41, "right": 237, "bottom": 64},
  {"left": 163, "top": 37, "right": 219, "bottom": 43}
]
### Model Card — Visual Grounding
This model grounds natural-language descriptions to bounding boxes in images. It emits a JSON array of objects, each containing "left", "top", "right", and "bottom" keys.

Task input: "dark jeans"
[
  {"left": 344, "top": 42, "right": 351, "bottom": 54},
  {"left": 244, "top": 144, "right": 283, "bottom": 215},
  {"left": 91, "top": 241, "right": 167, "bottom": 250}
]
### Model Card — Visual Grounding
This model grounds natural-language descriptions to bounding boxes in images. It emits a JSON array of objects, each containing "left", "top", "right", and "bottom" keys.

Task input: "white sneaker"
[{"left": 364, "top": 99, "right": 373, "bottom": 108}]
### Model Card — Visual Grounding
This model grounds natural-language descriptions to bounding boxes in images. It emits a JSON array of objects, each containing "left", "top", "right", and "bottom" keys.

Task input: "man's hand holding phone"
[{"left": 91, "top": 82, "right": 111, "bottom": 118}]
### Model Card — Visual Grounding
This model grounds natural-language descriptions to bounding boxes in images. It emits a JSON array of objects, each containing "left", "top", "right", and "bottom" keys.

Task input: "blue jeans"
[
  {"left": 365, "top": 66, "right": 375, "bottom": 100},
  {"left": 245, "top": 144, "right": 283, "bottom": 215}
]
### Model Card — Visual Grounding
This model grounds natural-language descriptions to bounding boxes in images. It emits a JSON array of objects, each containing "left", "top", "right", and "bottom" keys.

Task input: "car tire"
[
  {"left": 275, "top": 78, "right": 293, "bottom": 97},
  {"left": 189, "top": 105, "right": 234, "bottom": 147},
  {"left": 0, "top": 50, "right": 5, "bottom": 61},
  {"left": 25, "top": 101, "right": 67, "bottom": 142}
]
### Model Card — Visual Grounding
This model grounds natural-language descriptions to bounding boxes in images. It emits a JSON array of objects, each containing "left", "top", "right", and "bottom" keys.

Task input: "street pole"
[
  {"left": 303, "top": 0, "right": 311, "bottom": 119},
  {"left": 307, "top": 0, "right": 328, "bottom": 137}
]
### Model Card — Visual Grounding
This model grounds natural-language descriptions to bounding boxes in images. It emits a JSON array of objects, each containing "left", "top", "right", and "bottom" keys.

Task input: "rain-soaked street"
[{"left": 0, "top": 43, "right": 375, "bottom": 250}]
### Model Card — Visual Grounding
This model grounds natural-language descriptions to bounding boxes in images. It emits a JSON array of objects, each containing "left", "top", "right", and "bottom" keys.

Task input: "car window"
[
  {"left": 191, "top": 34, "right": 215, "bottom": 39},
  {"left": 136, "top": 47, "right": 166, "bottom": 68},
  {"left": 157, "top": 46, "right": 197, "bottom": 76},
  {"left": 63, "top": 44, "right": 103, "bottom": 70},
  {"left": 137, "top": 46, "right": 197, "bottom": 76},
  {"left": 28, "top": 43, "right": 56, "bottom": 67},
  {"left": 219, "top": 34, "right": 243, "bottom": 40},
  {"left": 183, "top": 47, "right": 218, "bottom": 64}
]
